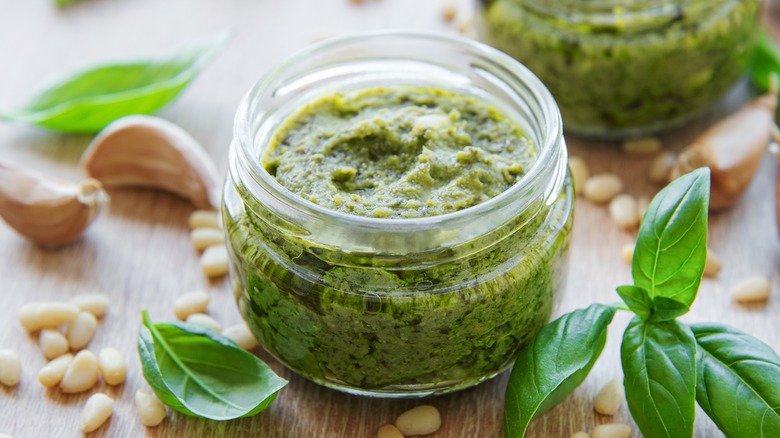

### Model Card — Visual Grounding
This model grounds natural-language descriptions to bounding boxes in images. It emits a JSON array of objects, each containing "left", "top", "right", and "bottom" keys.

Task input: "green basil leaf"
[
  {"left": 138, "top": 324, "right": 188, "bottom": 413},
  {"left": 0, "top": 31, "right": 229, "bottom": 133},
  {"left": 650, "top": 296, "right": 691, "bottom": 322},
  {"left": 504, "top": 304, "right": 616, "bottom": 438},
  {"left": 632, "top": 167, "right": 709, "bottom": 310},
  {"left": 692, "top": 323, "right": 780, "bottom": 437},
  {"left": 749, "top": 32, "right": 780, "bottom": 92},
  {"left": 616, "top": 285, "right": 652, "bottom": 320},
  {"left": 621, "top": 317, "right": 697, "bottom": 438},
  {"left": 138, "top": 311, "right": 287, "bottom": 421}
]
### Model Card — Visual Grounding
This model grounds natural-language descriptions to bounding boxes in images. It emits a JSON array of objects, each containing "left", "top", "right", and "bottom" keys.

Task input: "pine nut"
[
  {"left": 568, "top": 156, "right": 590, "bottom": 195},
  {"left": 222, "top": 324, "right": 259, "bottom": 350},
  {"left": 441, "top": 3, "right": 457, "bottom": 23},
  {"left": 70, "top": 294, "right": 109, "bottom": 317},
  {"left": 80, "top": 393, "right": 114, "bottom": 433},
  {"left": 19, "top": 303, "right": 43, "bottom": 331},
  {"left": 648, "top": 151, "right": 676, "bottom": 183},
  {"left": 621, "top": 244, "right": 634, "bottom": 264},
  {"left": 39, "top": 329, "right": 69, "bottom": 359},
  {"left": 731, "top": 276, "right": 771, "bottom": 303},
  {"left": 38, "top": 353, "right": 73, "bottom": 388},
  {"left": 622, "top": 137, "right": 662, "bottom": 154},
  {"left": 186, "top": 313, "right": 222, "bottom": 332},
  {"left": 594, "top": 378, "right": 624, "bottom": 415},
  {"left": 20, "top": 302, "right": 79, "bottom": 331},
  {"left": 188, "top": 210, "right": 220, "bottom": 229},
  {"left": 571, "top": 433, "right": 590, "bottom": 438},
  {"left": 37, "top": 302, "right": 80, "bottom": 328},
  {"left": 135, "top": 389, "right": 167, "bottom": 427},
  {"left": 98, "top": 348, "right": 126, "bottom": 386},
  {"left": 609, "top": 195, "right": 639, "bottom": 229},
  {"left": 456, "top": 16, "right": 475, "bottom": 37},
  {"left": 583, "top": 174, "right": 623, "bottom": 204},
  {"left": 377, "top": 424, "right": 405, "bottom": 438},
  {"left": 0, "top": 349, "right": 21, "bottom": 386},
  {"left": 173, "top": 291, "right": 209, "bottom": 320},
  {"left": 395, "top": 405, "right": 442, "bottom": 436},
  {"left": 703, "top": 248, "right": 722, "bottom": 278},
  {"left": 591, "top": 423, "right": 631, "bottom": 438},
  {"left": 200, "top": 245, "right": 229, "bottom": 277},
  {"left": 60, "top": 350, "right": 99, "bottom": 393},
  {"left": 66, "top": 311, "right": 98, "bottom": 350},
  {"left": 190, "top": 227, "right": 225, "bottom": 251}
]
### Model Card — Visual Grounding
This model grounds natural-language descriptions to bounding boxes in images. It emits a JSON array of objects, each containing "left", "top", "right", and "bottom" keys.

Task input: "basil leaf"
[
  {"left": 632, "top": 167, "right": 709, "bottom": 310},
  {"left": 650, "top": 296, "right": 691, "bottom": 322},
  {"left": 749, "top": 32, "right": 780, "bottom": 92},
  {"left": 504, "top": 304, "right": 616, "bottom": 438},
  {"left": 692, "top": 323, "right": 780, "bottom": 437},
  {"left": 616, "top": 286, "right": 689, "bottom": 322},
  {"left": 138, "top": 311, "right": 287, "bottom": 421},
  {"left": 0, "top": 31, "right": 229, "bottom": 133},
  {"left": 616, "top": 285, "right": 652, "bottom": 320},
  {"left": 621, "top": 317, "right": 697, "bottom": 438}
]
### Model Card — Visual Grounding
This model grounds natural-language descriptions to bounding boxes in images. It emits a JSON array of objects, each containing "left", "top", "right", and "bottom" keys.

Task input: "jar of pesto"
[
  {"left": 223, "top": 32, "right": 573, "bottom": 397},
  {"left": 478, "top": 0, "right": 761, "bottom": 137}
]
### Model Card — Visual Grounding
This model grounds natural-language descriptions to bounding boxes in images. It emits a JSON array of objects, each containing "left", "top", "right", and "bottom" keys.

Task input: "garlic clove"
[
  {"left": 0, "top": 161, "right": 108, "bottom": 247},
  {"left": 81, "top": 115, "right": 220, "bottom": 209},
  {"left": 671, "top": 77, "right": 778, "bottom": 210}
]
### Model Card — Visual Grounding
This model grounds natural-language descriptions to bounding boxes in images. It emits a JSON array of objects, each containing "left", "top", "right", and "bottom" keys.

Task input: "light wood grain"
[{"left": 1, "top": 1, "right": 778, "bottom": 437}]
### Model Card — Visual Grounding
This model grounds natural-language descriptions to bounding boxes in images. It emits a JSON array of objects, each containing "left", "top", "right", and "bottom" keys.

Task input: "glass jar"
[
  {"left": 223, "top": 32, "right": 573, "bottom": 397},
  {"left": 477, "top": 0, "right": 761, "bottom": 138}
]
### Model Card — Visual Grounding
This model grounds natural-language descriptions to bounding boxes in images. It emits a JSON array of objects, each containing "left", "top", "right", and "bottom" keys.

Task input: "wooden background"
[{"left": 0, "top": 1, "right": 777, "bottom": 437}]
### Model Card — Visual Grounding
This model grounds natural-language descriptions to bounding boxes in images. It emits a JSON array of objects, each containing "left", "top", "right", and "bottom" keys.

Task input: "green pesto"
[
  {"left": 481, "top": 0, "right": 760, "bottom": 135},
  {"left": 263, "top": 87, "right": 535, "bottom": 218},
  {"left": 225, "top": 86, "right": 574, "bottom": 395}
]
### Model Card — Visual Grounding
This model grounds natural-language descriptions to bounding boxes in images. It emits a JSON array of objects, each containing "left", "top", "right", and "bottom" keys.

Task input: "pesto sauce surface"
[{"left": 263, "top": 87, "right": 535, "bottom": 218}]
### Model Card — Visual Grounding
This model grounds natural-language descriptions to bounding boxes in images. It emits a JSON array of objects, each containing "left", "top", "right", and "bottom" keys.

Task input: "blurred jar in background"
[{"left": 477, "top": 0, "right": 761, "bottom": 138}]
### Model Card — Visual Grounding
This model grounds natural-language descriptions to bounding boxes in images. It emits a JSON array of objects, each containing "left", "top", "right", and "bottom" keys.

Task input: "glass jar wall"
[
  {"left": 478, "top": 0, "right": 761, "bottom": 138},
  {"left": 223, "top": 32, "right": 573, "bottom": 397}
]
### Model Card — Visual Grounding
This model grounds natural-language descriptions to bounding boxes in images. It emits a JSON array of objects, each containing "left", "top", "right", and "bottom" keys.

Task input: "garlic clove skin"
[
  {"left": 81, "top": 115, "right": 220, "bottom": 209},
  {"left": 0, "top": 162, "right": 108, "bottom": 247},
  {"left": 671, "top": 77, "right": 778, "bottom": 210}
]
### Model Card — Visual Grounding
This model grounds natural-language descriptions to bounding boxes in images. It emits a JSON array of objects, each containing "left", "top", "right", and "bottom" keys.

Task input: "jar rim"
[{"left": 232, "top": 30, "right": 564, "bottom": 239}]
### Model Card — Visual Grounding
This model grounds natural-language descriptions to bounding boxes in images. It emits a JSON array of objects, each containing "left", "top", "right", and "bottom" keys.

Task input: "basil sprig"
[
  {"left": 138, "top": 311, "right": 287, "bottom": 421},
  {"left": 504, "top": 167, "right": 780, "bottom": 438},
  {"left": 0, "top": 31, "right": 228, "bottom": 133}
]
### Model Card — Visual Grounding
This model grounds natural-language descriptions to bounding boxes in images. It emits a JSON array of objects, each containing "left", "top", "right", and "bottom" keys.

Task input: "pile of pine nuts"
[
  {"left": 377, "top": 405, "right": 442, "bottom": 438},
  {"left": 7, "top": 294, "right": 128, "bottom": 432},
  {"left": 2, "top": 294, "right": 173, "bottom": 433},
  {"left": 189, "top": 210, "right": 229, "bottom": 278}
]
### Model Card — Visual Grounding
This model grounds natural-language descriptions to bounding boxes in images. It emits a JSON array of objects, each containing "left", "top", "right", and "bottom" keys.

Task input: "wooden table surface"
[{"left": 0, "top": 1, "right": 778, "bottom": 437}]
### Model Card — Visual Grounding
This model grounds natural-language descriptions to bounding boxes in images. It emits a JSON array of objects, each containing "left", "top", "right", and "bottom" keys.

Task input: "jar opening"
[{"left": 230, "top": 31, "right": 567, "bottom": 253}]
